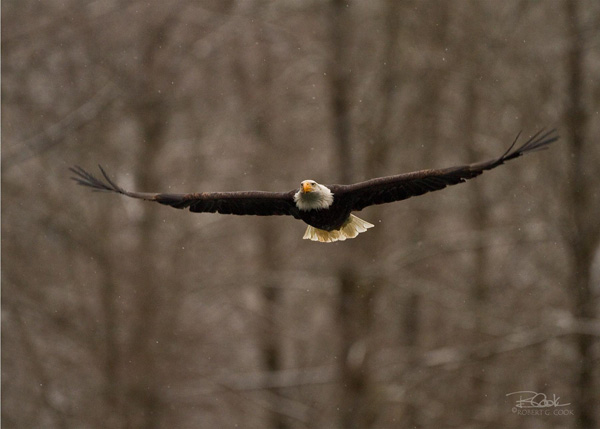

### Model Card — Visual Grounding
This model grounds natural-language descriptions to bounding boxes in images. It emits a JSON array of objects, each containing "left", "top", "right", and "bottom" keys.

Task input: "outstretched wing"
[
  {"left": 70, "top": 166, "right": 300, "bottom": 217},
  {"left": 336, "top": 129, "right": 558, "bottom": 212}
]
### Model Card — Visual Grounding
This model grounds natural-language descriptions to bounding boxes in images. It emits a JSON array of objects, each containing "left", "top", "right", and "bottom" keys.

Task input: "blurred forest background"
[{"left": 2, "top": 1, "right": 600, "bottom": 428}]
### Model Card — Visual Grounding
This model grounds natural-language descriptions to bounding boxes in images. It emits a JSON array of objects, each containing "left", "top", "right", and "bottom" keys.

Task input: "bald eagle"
[{"left": 71, "top": 129, "right": 557, "bottom": 242}]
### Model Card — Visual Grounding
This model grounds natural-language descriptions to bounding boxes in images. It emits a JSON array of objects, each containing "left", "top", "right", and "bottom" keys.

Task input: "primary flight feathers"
[{"left": 71, "top": 128, "right": 557, "bottom": 242}]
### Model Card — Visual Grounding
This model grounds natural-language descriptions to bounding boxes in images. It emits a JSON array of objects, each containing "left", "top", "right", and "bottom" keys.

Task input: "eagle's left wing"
[
  {"left": 335, "top": 129, "right": 557, "bottom": 212},
  {"left": 70, "top": 166, "right": 300, "bottom": 217}
]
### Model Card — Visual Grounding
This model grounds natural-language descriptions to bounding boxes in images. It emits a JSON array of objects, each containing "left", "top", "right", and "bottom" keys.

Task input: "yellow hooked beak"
[{"left": 302, "top": 182, "right": 313, "bottom": 193}]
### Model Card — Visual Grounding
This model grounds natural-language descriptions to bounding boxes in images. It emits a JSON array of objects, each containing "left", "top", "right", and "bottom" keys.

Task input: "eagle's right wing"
[
  {"left": 70, "top": 166, "right": 300, "bottom": 217},
  {"left": 335, "top": 129, "right": 557, "bottom": 212}
]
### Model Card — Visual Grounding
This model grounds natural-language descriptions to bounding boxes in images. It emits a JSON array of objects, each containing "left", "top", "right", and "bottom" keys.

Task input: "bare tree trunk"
[
  {"left": 329, "top": 1, "right": 375, "bottom": 428},
  {"left": 11, "top": 303, "right": 69, "bottom": 429},
  {"left": 336, "top": 268, "right": 376, "bottom": 429},
  {"left": 232, "top": 5, "right": 288, "bottom": 425},
  {"left": 100, "top": 253, "right": 124, "bottom": 429},
  {"left": 365, "top": 0, "right": 401, "bottom": 174},
  {"left": 329, "top": 1, "right": 357, "bottom": 428},
  {"left": 564, "top": 1, "right": 598, "bottom": 427},
  {"left": 124, "top": 20, "right": 173, "bottom": 429},
  {"left": 126, "top": 98, "right": 166, "bottom": 429},
  {"left": 463, "top": 72, "right": 490, "bottom": 421},
  {"left": 364, "top": 1, "right": 417, "bottom": 425},
  {"left": 400, "top": 4, "right": 451, "bottom": 425},
  {"left": 254, "top": 26, "right": 288, "bottom": 429},
  {"left": 330, "top": 0, "right": 353, "bottom": 186}
]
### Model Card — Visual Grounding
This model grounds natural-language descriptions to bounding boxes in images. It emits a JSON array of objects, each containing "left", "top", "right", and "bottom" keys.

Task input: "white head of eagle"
[{"left": 294, "top": 180, "right": 334, "bottom": 211}]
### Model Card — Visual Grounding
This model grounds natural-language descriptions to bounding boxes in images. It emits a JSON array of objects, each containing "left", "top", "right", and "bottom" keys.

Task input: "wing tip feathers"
[
  {"left": 505, "top": 128, "right": 558, "bottom": 160},
  {"left": 70, "top": 164, "right": 124, "bottom": 194}
]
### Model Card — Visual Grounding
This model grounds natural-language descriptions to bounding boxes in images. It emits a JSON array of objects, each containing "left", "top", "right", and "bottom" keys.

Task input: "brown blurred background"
[{"left": 2, "top": 1, "right": 599, "bottom": 428}]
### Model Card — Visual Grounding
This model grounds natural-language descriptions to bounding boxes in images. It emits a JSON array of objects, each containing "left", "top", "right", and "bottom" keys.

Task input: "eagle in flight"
[{"left": 71, "top": 129, "right": 557, "bottom": 242}]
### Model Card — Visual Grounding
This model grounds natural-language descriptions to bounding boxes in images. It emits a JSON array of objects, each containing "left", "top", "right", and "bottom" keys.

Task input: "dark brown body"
[{"left": 296, "top": 185, "right": 353, "bottom": 231}]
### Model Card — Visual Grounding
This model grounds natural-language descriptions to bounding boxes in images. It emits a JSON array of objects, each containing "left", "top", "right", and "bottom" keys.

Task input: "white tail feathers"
[{"left": 302, "top": 214, "right": 374, "bottom": 243}]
